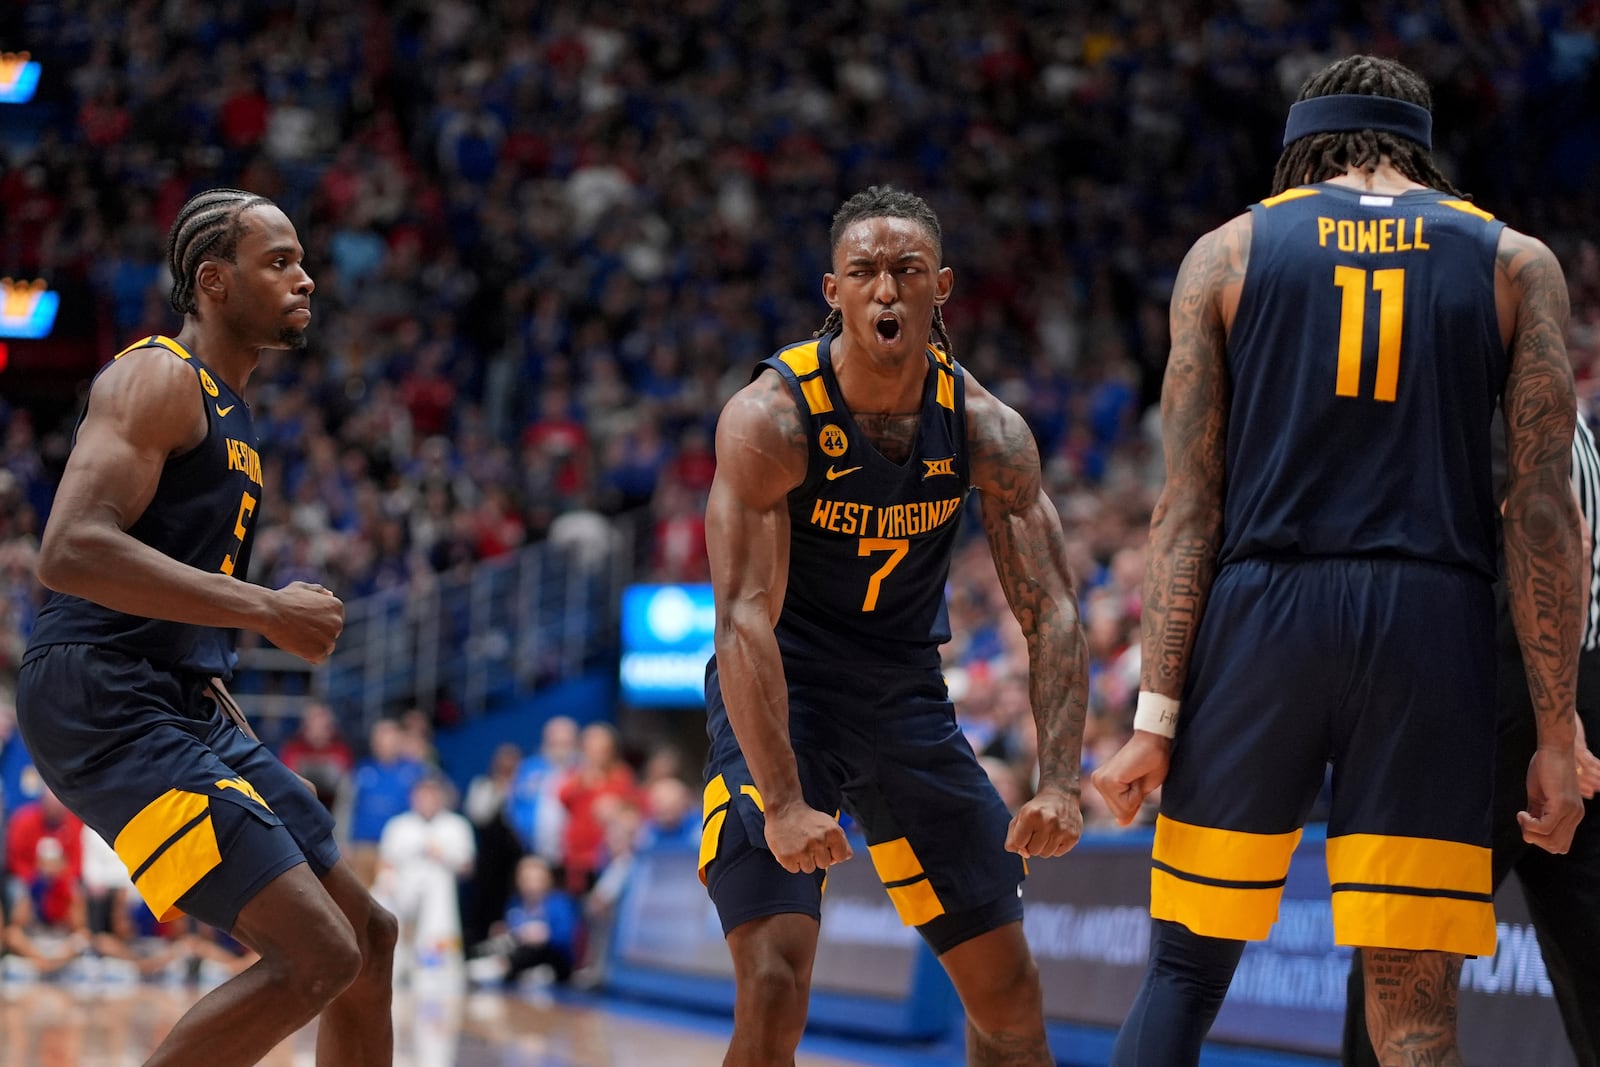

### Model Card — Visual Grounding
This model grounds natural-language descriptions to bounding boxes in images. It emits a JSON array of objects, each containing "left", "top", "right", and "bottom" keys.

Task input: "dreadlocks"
[
  {"left": 165, "top": 188, "right": 274, "bottom": 315},
  {"left": 813, "top": 185, "right": 956, "bottom": 360},
  {"left": 1271, "top": 55, "right": 1465, "bottom": 199}
]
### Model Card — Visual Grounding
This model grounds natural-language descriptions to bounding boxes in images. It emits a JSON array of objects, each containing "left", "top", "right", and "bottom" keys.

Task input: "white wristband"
[{"left": 1134, "top": 691, "right": 1180, "bottom": 738}]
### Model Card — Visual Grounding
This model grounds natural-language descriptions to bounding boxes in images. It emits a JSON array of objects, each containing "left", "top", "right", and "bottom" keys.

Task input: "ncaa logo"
[{"left": 819, "top": 425, "right": 848, "bottom": 458}]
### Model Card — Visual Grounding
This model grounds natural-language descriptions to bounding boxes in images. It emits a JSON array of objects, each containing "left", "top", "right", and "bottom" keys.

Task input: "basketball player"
[
  {"left": 702, "top": 186, "right": 1087, "bottom": 1067},
  {"left": 16, "top": 190, "right": 396, "bottom": 1066},
  {"left": 1091, "top": 56, "right": 1585, "bottom": 1066}
]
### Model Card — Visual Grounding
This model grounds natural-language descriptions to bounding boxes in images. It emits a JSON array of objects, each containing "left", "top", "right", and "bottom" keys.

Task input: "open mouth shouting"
[{"left": 874, "top": 311, "right": 903, "bottom": 347}]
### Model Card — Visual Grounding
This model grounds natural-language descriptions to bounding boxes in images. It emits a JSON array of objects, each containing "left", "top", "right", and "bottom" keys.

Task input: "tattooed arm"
[
  {"left": 1497, "top": 227, "right": 1585, "bottom": 854},
  {"left": 1091, "top": 213, "right": 1248, "bottom": 826},
  {"left": 967, "top": 379, "right": 1087, "bottom": 859},
  {"left": 706, "top": 371, "right": 853, "bottom": 874}
]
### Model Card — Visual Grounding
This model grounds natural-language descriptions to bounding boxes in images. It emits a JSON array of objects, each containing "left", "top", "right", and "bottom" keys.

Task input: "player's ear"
[
  {"left": 822, "top": 272, "right": 839, "bottom": 310},
  {"left": 195, "top": 259, "right": 228, "bottom": 305},
  {"left": 934, "top": 266, "right": 954, "bottom": 307}
]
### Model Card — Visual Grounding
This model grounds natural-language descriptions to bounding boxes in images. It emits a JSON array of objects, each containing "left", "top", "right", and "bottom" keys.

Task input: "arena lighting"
[
  {"left": 0, "top": 52, "right": 40, "bottom": 104},
  {"left": 0, "top": 279, "right": 61, "bottom": 339}
]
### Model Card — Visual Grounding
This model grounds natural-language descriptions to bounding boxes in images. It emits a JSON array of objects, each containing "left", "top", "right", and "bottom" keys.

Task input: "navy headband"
[{"left": 1282, "top": 94, "right": 1432, "bottom": 150}]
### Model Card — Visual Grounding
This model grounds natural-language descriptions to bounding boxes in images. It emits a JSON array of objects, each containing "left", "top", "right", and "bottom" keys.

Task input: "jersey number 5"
[
  {"left": 858, "top": 537, "right": 909, "bottom": 612},
  {"left": 1332, "top": 266, "right": 1405, "bottom": 402},
  {"left": 220, "top": 492, "right": 257, "bottom": 576}
]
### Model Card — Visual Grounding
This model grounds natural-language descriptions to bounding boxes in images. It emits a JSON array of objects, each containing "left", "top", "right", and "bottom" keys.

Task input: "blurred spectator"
[
  {"left": 578, "top": 798, "right": 644, "bottom": 988},
  {"left": 377, "top": 775, "right": 476, "bottom": 991},
  {"left": 6, "top": 790, "right": 84, "bottom": 921},
  {"left": 80, "top": 826, "right": 184, "bottom": 982},
  {"left": 398, "top": 707, "right": 442, "bottom": 766},
  {"left": 638, "top": 777, "right": 698, "bottom": 850},
  {"left": 0, "top": 690, "right": 42, "bottom": 823},
  {"left": 556, "top": 723, "right": 639, "bottom": 895},
  {"left": 347, "top": 719, "right": 429, "bottom": 886},
  {"left": 467, "top": 854, "right": 580, "bottom": 989},
  {"left": 278, "top": 701, "right": 354, "bottom": 813},
  {"left": 507, "top": 716, "right": 579, "bottom": 866},
  {"left": 463, "top": 741, "right": 526, "bottom": 947},
  {"left": 3, "top": 791, "right": 88, "bottom": 980}
]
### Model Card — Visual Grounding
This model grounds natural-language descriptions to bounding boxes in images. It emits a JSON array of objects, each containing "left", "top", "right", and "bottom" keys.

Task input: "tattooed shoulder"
[
  {"left": 715, "top": 370, "right": 810, "bottom": 491},
  {"left": 965, "top": 378, "right": 1043, "bottom": 511}
]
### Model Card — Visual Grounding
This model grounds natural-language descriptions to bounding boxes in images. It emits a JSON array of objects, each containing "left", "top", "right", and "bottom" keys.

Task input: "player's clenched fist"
[
  {"left": 764, "top": 803, "right": 854, "bottom": 874},
  {"left": 262, "top": 581, "right": 345, "bottom": 663},
  {"left": 1005, "top": 784, "right": 1083, "bottom": 859}
]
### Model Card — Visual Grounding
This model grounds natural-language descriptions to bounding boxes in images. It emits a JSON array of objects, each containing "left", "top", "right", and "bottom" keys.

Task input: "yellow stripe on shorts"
[
  {"left": 1327, "top": 833, "right": 1495, "bottom": 955},
  {"left": 1149, "top": 815, "right": 1302, "bottom": 941},
  {"left": 114, "top": 788, "right": 222, "bottom": 923},
  {"left": 868, "top": 837, "right": 945, "bottom": 926}
]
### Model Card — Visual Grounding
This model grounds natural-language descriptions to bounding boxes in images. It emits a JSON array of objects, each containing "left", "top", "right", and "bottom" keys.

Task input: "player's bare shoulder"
[
  {"left": 714, "top": 367, "right": 809, "bottom": 500},
  {"left": 964, "top": 373, "right": 1042, "bottom": 508},
  {"left": 84, "top": 343, "right": 209, "bottom": 456}
]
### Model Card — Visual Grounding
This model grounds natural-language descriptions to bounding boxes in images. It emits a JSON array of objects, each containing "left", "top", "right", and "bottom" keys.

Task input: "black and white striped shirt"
[{"left": 1572, "top": 414, "right": 1600, "bottom": 651}]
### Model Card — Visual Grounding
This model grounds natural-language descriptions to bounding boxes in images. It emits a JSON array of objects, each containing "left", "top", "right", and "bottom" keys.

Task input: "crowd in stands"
[{"left": 1, "top": 0, "right": 1600, "bottom": 990}]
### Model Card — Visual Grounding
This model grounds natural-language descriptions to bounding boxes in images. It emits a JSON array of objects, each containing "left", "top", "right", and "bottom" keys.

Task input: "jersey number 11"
[{"left": 1332, "top": 265, "right": 1405, "bottom": 402}]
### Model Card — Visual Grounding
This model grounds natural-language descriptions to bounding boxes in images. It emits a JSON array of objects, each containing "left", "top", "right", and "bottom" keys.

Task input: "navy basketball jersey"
[
  {"left": 1221, "top": 183, "right": 1509, "bottom": 576},
  {"left": 758, "top": 334, "right": 969, "bottom": 667},
  {"left": 28, "top": 335, "right": 266, "bottom": 677}
]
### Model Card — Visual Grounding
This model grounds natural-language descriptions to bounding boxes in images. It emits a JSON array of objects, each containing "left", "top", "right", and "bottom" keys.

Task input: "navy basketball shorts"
[
  {"left": 700, "top": 656, "right": 1024, "bottom": 955},
  {"left": 1152, "top": 558, "right": 1497, "bottom": 956},
  {"left": 16, "top": 644, "right": 340, "bottom": 933}
]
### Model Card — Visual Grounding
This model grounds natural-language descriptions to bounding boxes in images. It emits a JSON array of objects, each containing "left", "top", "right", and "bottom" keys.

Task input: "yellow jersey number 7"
[{"left": 857, "top": 537, "right": 908, "bottom": 612}]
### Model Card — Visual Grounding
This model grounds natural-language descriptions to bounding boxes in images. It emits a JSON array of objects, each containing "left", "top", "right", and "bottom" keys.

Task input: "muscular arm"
[
  {"left": 1138, "top": 215, "right": 1248, "bottom": 702},
  {"left": 967, "top": 382, "right": 1086, "bottom": 794},
  {"left": 35, "top": 348, "right": 277, "bottom": 631},
  {"left": 706, "top": 372, "right": 807, "bottom": 813},
  {"left": 1499, "top": 230, "right": 1582, "bottom": 750}
]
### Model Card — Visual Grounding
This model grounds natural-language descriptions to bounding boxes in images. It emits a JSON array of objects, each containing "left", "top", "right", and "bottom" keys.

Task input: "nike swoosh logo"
[
  {"left": 215, "top": 404, "right": 234, "bottom": 417},
  {"left": 825, "top": 465, "right": 863, "bottom": 481}
]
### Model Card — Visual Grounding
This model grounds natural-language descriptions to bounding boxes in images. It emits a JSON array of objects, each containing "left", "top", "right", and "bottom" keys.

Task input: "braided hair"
[
  {"left": 165, "top": 188, "right": 275, "bottom": 315},
  {"left": 814, "top": 185, "right": 956, "bottom": 360},
  {"left": 1271, "top": 55, "right": 1465, "bottom": 198}
]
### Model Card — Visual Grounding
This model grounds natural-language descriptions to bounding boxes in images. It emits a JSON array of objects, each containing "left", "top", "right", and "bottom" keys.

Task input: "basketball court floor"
[{"left": 0, "top": 981, "right": 965, "bottom": 1067}]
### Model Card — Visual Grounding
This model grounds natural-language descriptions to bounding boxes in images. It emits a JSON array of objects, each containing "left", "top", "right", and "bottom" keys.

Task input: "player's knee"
[
  {"left": 269, "top": 922, "right": 362, "bottom": 1010},
  {"left": 364, "top": 900, "right": 399, "bottom": 965},
  {"left": 736, "top": 955, "right": 810, "bottom": 1029},
  {"left": 964, "top": 954, "right": 1043, "bottom": 1034}
]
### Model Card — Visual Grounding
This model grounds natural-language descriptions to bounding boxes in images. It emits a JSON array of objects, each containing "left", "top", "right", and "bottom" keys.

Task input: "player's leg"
[
  {"left": 1329, "top": 562, "right": 1497, "bottom": 1067},
  {"left": 1359, "top": 949, "right": 1464, "bottom": 1067},
  {"left": 143, "top": 862, "right": 362, "bottom": 1067},
  {"left": 845, "top": 665, "right": 1045, "bottom": 1063},
  {"left": 702, "top": 661, "right": 844, "bottom": 1067},
  {"left": 209, "top": 719, "right": 396, "bottom": 1066},
  {"left": 13, "top": 650, "right": 376, "bottom": 1065},
  {"left": 932, "top": 916, "right": 1050, "bottom": 1067},
  {"left": 1111, "top": 561, "right": 1340, "bottom": 1067},
  {"left": 1342, "top": 586, "right": 1530, "bottom": 1067},
  {"left": 723, "top": 911, "right": 823, "bottom": 1067}
]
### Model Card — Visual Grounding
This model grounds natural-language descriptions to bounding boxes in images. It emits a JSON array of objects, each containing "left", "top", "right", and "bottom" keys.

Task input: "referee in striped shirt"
[{"left": 1345, "top": 412, "right": 1600, "bottom": 1067}]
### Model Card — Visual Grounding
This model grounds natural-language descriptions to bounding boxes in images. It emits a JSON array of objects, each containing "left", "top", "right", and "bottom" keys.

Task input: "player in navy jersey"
[
  {"left": 16, "top": 190, "right": 396, "bottom": 1066},
  {"left": 1091, "top": 56, "right": 1586, "bottom": 1066},
  {"left": 702, "top": 186, "right": 1088, "bottom": 1066}
]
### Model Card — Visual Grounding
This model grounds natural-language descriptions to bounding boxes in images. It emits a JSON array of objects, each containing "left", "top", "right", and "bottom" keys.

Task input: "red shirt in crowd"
[
  {"left": 5, "top": 801, "right": 85, "bottom": 927},
  {"left": 557, "top": 765, "right": 638, "bottom": 892}
]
